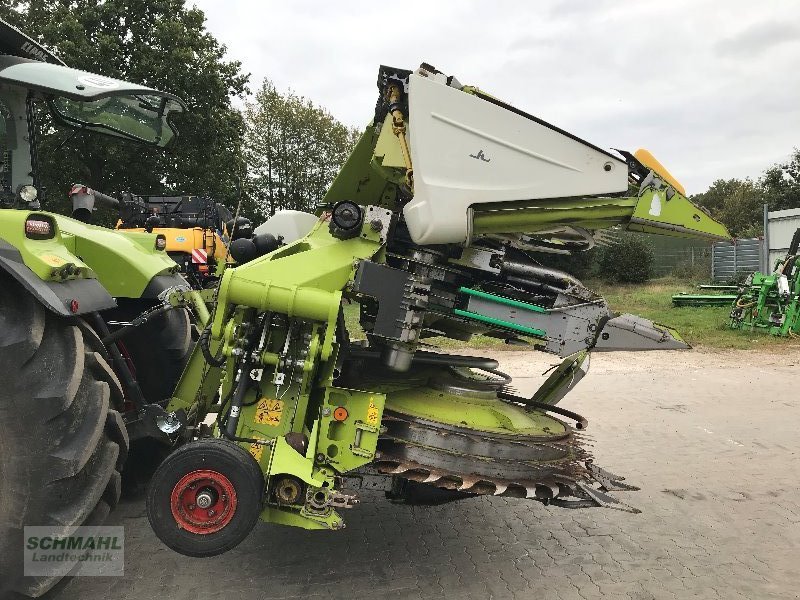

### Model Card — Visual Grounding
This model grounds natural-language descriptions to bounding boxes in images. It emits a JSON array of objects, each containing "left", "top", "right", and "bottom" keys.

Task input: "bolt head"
[{"left": 196, "top": 495, "right": 213, "bottom": 509}]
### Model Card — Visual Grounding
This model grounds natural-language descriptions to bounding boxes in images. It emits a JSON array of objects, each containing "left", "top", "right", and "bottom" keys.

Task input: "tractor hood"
[{"left": 0, "top": 55, "right": 185, "bottom": 147}]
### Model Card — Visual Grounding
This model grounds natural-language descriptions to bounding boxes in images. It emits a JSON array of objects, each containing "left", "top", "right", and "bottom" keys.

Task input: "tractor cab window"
[
  {"left": 48, "top": 92, "right": 183, "bottom": 148},
  {"left": 0, "top": 56, "right": 185, "bottom": 148}
]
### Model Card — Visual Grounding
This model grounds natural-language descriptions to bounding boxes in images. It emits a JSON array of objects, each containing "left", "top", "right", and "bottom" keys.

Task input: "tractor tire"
[
  {"left": 0, "top": 274, "right": 128, "bottom": 599},
  {"left": 112, "top": 299, "right": 193, "bottom": 406},
  {"left": 108, "top": 299, "right": 193, "bottom": 495}
]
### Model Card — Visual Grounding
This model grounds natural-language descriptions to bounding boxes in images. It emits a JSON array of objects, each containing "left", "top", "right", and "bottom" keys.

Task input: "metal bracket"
[{"left": 364, "top": 205, "right": 393, "bottom": 244}]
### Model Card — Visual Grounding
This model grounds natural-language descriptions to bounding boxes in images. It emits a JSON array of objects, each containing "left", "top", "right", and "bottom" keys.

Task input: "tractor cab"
[{"left": 0, "top": 18, "right": 185, "bottom": 208}]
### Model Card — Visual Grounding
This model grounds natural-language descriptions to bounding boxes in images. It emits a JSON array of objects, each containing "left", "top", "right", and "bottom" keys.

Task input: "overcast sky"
[{"left": 192, "top": 0, "right": 800, "bottom": 194}]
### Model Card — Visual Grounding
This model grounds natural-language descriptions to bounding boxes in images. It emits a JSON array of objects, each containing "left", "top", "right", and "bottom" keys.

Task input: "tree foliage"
[
  {"left": 692, "top": 178, "right": 764, "bottom": 238},
  {"left": 596, "top": 235, "right": 654, "bottom": 284},
  {"left": 692, "top": 148, "right": 800, "bottom": 237},
  {"left": 0, "top": 0, "right": 248, "bottom": 215},
  {"left": 243, "top": 79, "right": 359, "bottom": 222},
  {"left": 761, "top": 148, "right": 800, "bottom": 212}
]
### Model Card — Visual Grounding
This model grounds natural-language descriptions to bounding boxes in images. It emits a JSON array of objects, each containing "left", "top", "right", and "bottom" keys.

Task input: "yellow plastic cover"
[{"left": 634, "top": 149, "right": 686, "bottom": 196}]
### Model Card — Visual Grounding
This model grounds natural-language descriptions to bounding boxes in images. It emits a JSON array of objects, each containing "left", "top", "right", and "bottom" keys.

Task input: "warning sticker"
[
  {"left": 255, "top": 397, "right": 284, "bottom": 427},
  {"left": 366, "top": 399, "right": 380, "bottom": 426},
  {"left": 40, "top": 254, "right": 66, "bottom": 267},
  {"left": 191, "top": 248, "right": 208, "bottom": 264},
  {"left": 249, "top": 442, "right": 264, "bottom": 461}
]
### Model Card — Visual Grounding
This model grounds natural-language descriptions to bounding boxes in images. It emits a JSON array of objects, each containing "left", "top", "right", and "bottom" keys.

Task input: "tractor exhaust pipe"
[{"left": 70, "top": 183, "right": 120, "bottom": 223}]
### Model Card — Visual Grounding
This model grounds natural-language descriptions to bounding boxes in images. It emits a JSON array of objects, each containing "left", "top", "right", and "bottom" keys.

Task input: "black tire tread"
[
  {"left": 146, "top": 438, "right": 264, "bottom": 558},
  {"left": 0, "top": 274, "right": 128, "bottom": 598}
]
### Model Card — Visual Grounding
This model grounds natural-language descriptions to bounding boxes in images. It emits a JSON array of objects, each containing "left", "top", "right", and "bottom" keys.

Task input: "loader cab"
[{"left": 0, "top": 18, "right": 185, "bottom": 208}]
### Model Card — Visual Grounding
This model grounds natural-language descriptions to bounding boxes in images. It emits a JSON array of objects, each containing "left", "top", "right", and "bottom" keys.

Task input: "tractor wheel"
[
  {"left": 0, "top": 274, "right": 128, "bottom": 598},
  {"left": 108, "top": 299, "right": 193, "bottom": 494},
  {"left": 111, "top": 298, "right": 192, "bottom": 406},
  {"left": 146, "top": 438, "right": 264, "bottom": 557}
]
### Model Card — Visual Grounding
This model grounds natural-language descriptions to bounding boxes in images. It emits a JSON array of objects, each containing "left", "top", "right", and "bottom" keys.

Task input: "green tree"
[
  {"left": 716, "top": 180, "right": 765, "bottom": 238},
  {"left": 0, "top": 0, "right": 248, "bottom": 215},
  {"left": 244, "top": 79, "right": 359, "bottom": 221},
  {"left": 760, "top": 148, "right": 800, "bottom": 212},
  {"left": 691, "top": 178, "right": 746, "bottom": 217},
  {"left": 693, "top": 178, "right": 765, "bottom": 238},
  {"left": 691, "top": 149, "right": 800, "bottom": 238},
  {"left": 596, "top": 234, "right": 654, "bottom": 284}
]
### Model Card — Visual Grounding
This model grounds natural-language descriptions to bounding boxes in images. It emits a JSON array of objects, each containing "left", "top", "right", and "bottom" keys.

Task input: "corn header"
[
  {"left": 0, "top": 14, "right": 736, "bottom": 592},
  {"left": 144, "top": 64, "right": 732, "bottom": 555}
]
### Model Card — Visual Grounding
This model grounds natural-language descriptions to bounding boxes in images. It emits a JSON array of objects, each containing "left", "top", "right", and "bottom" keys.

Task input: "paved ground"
[{"left": 53, "top": 349, "right": 800, "bottom": 599}]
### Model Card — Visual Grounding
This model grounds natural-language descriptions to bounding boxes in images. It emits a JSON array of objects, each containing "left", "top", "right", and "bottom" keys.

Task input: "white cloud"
[{"left": 192, "top": 0, "right": 800, "bottom": 193}]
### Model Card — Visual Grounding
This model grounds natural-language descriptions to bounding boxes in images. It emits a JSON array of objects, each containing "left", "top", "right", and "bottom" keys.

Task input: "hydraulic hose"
[
  {"left": 101, "top": 304, "right": 173, "bottom": 346},
  {"left": 501, "top": 258, "right": 583, "bottom": 289},
  {"left": 90, "top": 312, "right": 147, "bottom": 410},
  {"left": 215, "top": 383, "right": 264, "bottom": 444},
  {"left": 219, "top": 317, "right": 269, "bottom": 443},
  {"left": 199, "top": 326, "right": 226, "bottom": 367},
  {"left": 498, "top": 390, "right": 588, "bottom": 430},
  {"left": 466, "top": 367, "right": 513, "bottom": 386},
  {"left": 415, "top": 350, "right": 499, "bottom": 370},
  {"left": 224, "top": 356, "right": 255, "bottom": 439}
]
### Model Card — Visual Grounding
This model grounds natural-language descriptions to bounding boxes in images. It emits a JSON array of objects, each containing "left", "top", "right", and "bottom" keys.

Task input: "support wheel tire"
[
  {"left": 146, "top": 438, "right": 264, "bottom": 557},
  {"left": 0, "top": 274, "right": 128, "bottom": 598}
]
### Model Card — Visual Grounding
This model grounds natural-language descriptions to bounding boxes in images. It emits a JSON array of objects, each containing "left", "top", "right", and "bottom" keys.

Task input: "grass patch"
[
  {"left": 344, "top": 277, "right": 799, "bottom": 352},
  {"left": 589, "top": 277, "right": 798, "bottom": 350}
]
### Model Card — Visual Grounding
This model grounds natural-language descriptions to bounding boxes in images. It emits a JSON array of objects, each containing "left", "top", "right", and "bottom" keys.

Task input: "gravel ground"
[{"left": 51, "top": 348, "right": 800, "bottom": 600}]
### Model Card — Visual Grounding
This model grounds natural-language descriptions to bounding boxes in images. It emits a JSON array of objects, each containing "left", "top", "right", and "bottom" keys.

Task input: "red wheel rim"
[{"left": 170, "top": 469, "right": 238, "bottom": 534}]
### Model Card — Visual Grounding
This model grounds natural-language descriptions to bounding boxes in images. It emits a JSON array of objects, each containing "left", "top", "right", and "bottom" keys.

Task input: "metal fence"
[
  {"left": 601, "top": 205, "right": 800, "bottom": 282},
  {"left": 711, "top": 238, "right": 762, "bottom": 283},
  {"left": 647, "top": 236, "right": 713, "bottom": 278},
  {"left": 600, "top": 231, "right": 714, "bottom": 278}
]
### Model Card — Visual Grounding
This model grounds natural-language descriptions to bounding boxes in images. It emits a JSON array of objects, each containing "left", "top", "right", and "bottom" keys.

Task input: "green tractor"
[{"left": 0, "top": 20, "right": 195, "bottom": 597}]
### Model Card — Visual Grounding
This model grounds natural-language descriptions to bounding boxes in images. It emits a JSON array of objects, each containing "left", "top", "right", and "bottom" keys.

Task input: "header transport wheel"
[{"left": 146, "top": 439, "right": 265, "bottom": 557}]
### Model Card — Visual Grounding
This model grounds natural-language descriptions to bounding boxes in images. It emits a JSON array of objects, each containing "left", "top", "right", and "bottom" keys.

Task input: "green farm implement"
[
  {"left": 0, "top": 20, "right": 733, "bottom": 594},
  {"left": 672, "top": 285, "right": 738, "bottom": 307},
  {"left": 141, "top": 64, "right": 730, "bottom": 556},
  {"left": 730, "top": 228, "right": 800, "bottom": 336}
]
